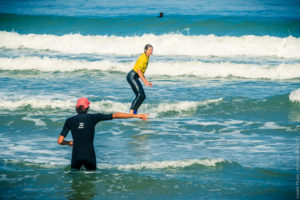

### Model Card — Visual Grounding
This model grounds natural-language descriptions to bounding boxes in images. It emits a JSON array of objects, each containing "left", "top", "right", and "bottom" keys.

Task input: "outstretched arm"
[
  {"left": 57, "top": 135, "right": 73, "bottom": 147},
  {"left": 112, "top": 112, "right": 148, "bottom": 121}
]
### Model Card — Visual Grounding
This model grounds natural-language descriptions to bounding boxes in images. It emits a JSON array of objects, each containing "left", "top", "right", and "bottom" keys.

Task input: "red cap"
[{"left": 76, "top": 97, "right": 90, "bottom": 109}]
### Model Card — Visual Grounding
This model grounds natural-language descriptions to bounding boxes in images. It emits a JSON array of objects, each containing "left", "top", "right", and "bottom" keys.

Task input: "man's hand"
[
  {"left": 58, "top": 135, "right": 73, "bottom": 147},
  {"left": 68, "top": 141, "right": 73, "bottom": 147},
  {"left": 137, "top": 113, "right": 149, "bottom": 121}
]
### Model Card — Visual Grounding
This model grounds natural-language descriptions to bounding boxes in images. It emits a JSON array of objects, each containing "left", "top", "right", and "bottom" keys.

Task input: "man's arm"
[
  {"left": 112, "top": 112, "right": 148, "bottom": 121},
  {"left": 57, "top": 135, "right": 73, "bottom": 147},
  {"left": 57, "top": 119, "right": 73, "bottom": 147}
]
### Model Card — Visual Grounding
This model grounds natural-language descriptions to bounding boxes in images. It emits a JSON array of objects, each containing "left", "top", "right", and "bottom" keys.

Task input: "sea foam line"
[
  {"left": 0, "top": 98, "right": 75, "bottom": 110},
  {"left": 150, "top": 99, "right": 223, "bottom": 114},
  {"left": 0, "top": 98, "right": 222, "bottom": 114},
  {"left": 0, "top": 56, "right": 130, "bottom": 72},
  {"left": 1, "top": 158, "right": 227, "bottom": 170},
  {"left": 1, "top": 31, "right": 300, "bottom": 58},
  {"left": 98, "top": 158, "right": 226, "bottom": 170},
  {"left": 1, "top": 56, "right": 300, "bottom": 79}
]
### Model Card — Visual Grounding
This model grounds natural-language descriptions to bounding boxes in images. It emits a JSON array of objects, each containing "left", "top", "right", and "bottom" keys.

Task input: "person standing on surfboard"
[
  {"left": 57, "top": 97, "right": 148, "bottom": 170},
  {"left": 127, "top": 44, "right": 153, "bottom": 114}
]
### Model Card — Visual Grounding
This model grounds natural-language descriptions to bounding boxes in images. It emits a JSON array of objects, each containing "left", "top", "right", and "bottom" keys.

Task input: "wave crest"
[
  {"left": 290, "top": 88, "right": 300, "bottom": 103},
  {"left": 1, "top": 56, "right": 300, "bottom": 79},
  {"left": 1, "top": 31, "right": 300, "bottom": 58},
  {"left": 0, "top": 98, "right": 222, "bottom": 115}
]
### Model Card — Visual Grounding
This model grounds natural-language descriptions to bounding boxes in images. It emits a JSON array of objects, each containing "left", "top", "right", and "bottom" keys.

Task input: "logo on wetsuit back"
[{"left": 78, "top": 122, "right": 84, "bottom": 129}]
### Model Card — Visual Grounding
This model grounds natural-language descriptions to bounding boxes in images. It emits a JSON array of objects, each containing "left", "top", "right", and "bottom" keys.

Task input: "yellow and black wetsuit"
[{"left": 127, "top": 53, "right": 149, "bottom": 113}]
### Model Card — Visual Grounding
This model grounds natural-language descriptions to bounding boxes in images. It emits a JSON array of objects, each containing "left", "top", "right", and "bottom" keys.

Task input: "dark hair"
[
  {"left": 76, "top": 106, "right": 89, "bottom": 114},
  {"left": 144, "top": 44, "right": 153, "bottom": 52}
]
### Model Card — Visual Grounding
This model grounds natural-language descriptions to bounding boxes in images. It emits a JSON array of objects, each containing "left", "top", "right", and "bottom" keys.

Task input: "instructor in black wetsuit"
[{"left": 57, "top": 97, "right": 148, "bottom": 170}]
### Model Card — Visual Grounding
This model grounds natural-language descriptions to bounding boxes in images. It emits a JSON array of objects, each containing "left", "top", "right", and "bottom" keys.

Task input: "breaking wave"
[
  {"left": 1, "top": 56, "right": 299, "bottom": 79},
  {"left": 1, "top": 31, "right": 299, "bottom": 58}
]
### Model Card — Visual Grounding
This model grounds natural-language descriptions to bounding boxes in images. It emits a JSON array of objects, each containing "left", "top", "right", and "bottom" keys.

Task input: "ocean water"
[{"left": 0, "top": 0, "right": 300, "bottom": 199}]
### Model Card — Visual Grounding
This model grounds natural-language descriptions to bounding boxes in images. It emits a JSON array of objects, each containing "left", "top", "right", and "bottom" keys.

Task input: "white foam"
[
  {"left": 1, "top": 31, "right": 300, "bottom": 58},
  {"left": 1, "top": 56, "right": 299, "bottom": 79},
  {"left": 4, "top": 158, "right": 69, "bottom": 168},
  {"left": 289, "top": 88, "right": 300, "bottom": 103},
  {"left": 90, "top": 100, "right": 129, "bottom": 113},
  {"left": 0, "top": 98, "right": 75, "bottom": 110},
  {"left": 22, "top": 116, "right": 47, "bottom": 126},
  {"left": 193, "top": 121, "right": 221, "bottom": 126},
  {"left": 98, "top": 158, "right": 226, "bottom": 170},
  {"left": 150, "top": 98, "right": 223, "bottom": 114},
  {"left": 259, "top": 122, "right": 286, "bottom": 130},
  {"left": 224, "top": 119, "right": 245, "bottom": 125},
  {"left": 2, "top": 142, "right": 69, "bottom": 167},
  {"left": 8, "top": 144, "right": 32, "bottom": 152},
  {"left": 30, "top": 156, "right": 69, "bottom": 166},
  {"left": 10, "top": 144, "right": 60, "bottom": 155},
  {"left": 0, "top": 56, "right": 130, "bottom": 72},
  {"left": 248, "top": 144, "right": 276, "bottom": 153},
  {"left": 148, "top": 61, "right": 300, "bottom": 80},
  {"left": 186, "top": 119, "right": 246, "bottom": 126},
  {"left": 1, "top": 158, "right": 225, "bottom": 169},
  {"left": 0, "top": 98, "right": 221, "bottom": 114}
]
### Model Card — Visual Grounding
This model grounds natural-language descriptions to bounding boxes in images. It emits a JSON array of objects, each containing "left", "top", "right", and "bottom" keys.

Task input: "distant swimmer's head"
[
  {"left": 76, "top": 97, "right": 90, "bottom": 113},
  {"left": 144, "top": 44, "right": 153, "bottom": 57}
]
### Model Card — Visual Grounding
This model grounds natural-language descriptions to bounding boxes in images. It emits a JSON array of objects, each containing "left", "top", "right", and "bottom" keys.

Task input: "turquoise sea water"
[{"left": 0, "top": 0, "right": 300, "bottom": 199}]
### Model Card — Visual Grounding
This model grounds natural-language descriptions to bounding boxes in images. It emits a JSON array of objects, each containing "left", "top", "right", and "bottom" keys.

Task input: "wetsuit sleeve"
[
  {"left": 60, "top": 119, "right": 70, "bottom": 137},
  {"left": 93, "top": 113, "right": 113, "bottom": 123}
]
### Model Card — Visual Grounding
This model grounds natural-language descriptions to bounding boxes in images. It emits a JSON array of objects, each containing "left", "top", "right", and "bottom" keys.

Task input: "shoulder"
[
  {"left": 63, "top": 115, "right": 75, "bottom": 126},
  {"left": 66, "top": 115, "right": 77, "bottom": 123},
  {"left": 137, "top": 53, "right": 145, "bottom": 59},
  {"left": 137, "top": 53, "right": 147, "bottom": 62},
  {"left": 69, "top": 114, "right": 79, "bottom": 120},
  {"left": 67, "top": 115, "right": 76, "bottom": 121}
]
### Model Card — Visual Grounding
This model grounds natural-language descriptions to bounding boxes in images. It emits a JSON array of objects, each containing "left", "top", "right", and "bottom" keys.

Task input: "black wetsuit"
[
  {"left": 127, "top": 69, "right": 146, "bottom": 112},
  {"left": 60, "top": 113, "right": 112, "bottom": 170}
]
